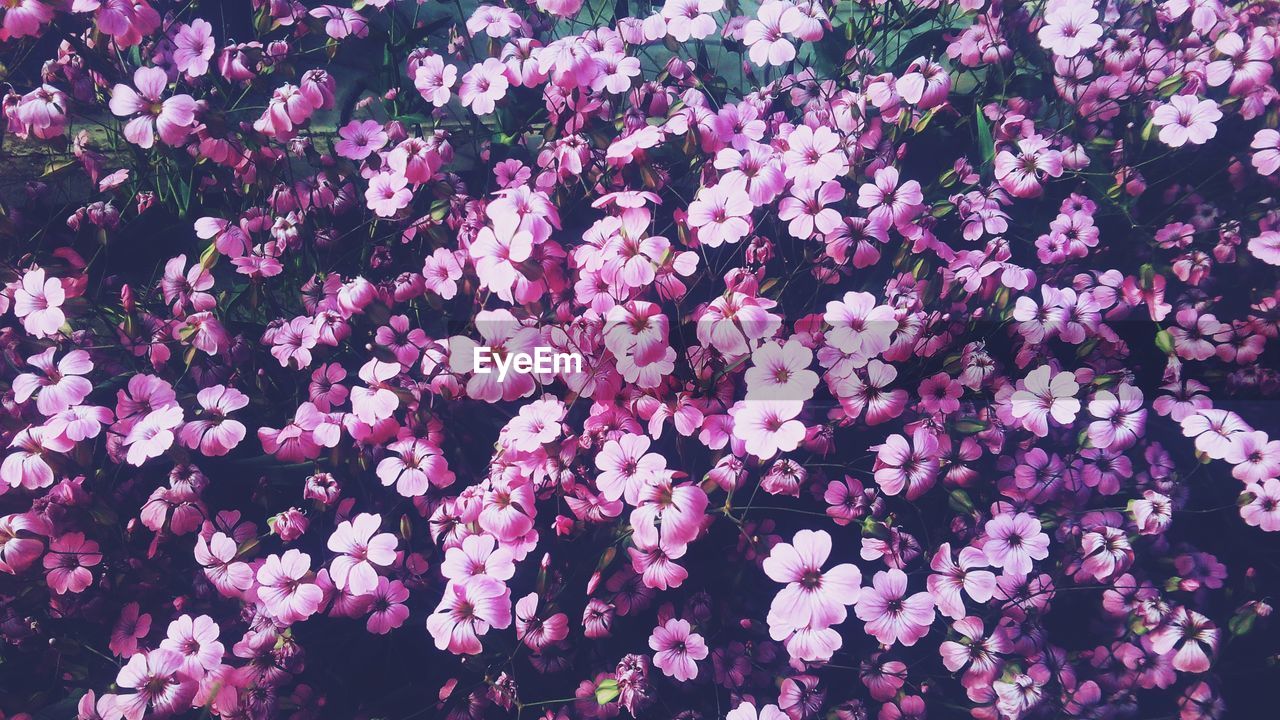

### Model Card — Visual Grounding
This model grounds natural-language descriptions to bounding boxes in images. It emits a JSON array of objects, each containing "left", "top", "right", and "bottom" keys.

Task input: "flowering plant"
[{"left": 1, "top": 1, "right": 1278, "bottom": 719}]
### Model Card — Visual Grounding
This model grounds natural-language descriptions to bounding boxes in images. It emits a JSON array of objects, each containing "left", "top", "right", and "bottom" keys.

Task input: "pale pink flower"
[
  {"left": 778, "top": 180, "right": 845, "bottom": 239},
  {"left": 1009, "top": 366, "right": 1080, "bottom": 437},
  {"left": 327, "top": 513, "right": 398, "bottom": 596},
  {"left": 123, "top": 405, "right": 184, "bottom": 466},
  {"left": 872, "top": 428, "right": 940, "bottom": 500},
  {"left": 179, "top": 385, "right": 248, "bottom": 457},
  {"left": 1037, "top": 2, "right": 1102, "bottom": 58},
  {"left": 365, "top": 172, "right": 413, "bottom": 217},
  {"left": 854, "top": 568, "right": 935, "bottom": 647},
  {"left": 413, "top": 55, "right": 457, "bottom": 107},
  {"left": 256, "top": 549, "right": 323, "bottom": 622},
  {"left": 1223, "top": 431, "right": 1280, "bottom": 483},
  {"left": 271, "top": 316, "right": 320, "bottom": 368},
  {"left": 173, "top": 19, "right": 216, "bottom": 77},
  {"left": 1241, "top": 478, "right": 1280, "bottom": 532},
  {"left": 1181, "top": 409, "right": 1250, "bottom": 460},
  {"left": 13, "top": 267, "right": 66, "bottom": 338},
  {"left": 0, "top": 513, "right": 49, "bottom": 574},
  {"left": 1153, "top": 96, "right": 1222, "bottom": 148},
  {"left": 3, "top": 426, "right": 72, "bottom": 490},
  {"left": 109, "top": 649, "right": 195, "bottom": 720},
  {"left": 660, "top": 0, "right": 724, "bottom": 42},
  {"left": 422, "top": 247, "right": 464, "bottom": 299},
  {"left": 1087, "top": 384, "right": 1147, "bottom": 450},
  {"left": 648, "top": 618, "right": 708, "bottom": 681},
  {"left": 783, "top": 125, "right": 848, "bottom": 189},
  {"left": 158, "top": 614, "right": 223, "bottom": 678},
  {"left": 426, "top": 576, "right": 512, "bottom": 655},
  {"left": 927, "top": 542, "right": 996, "bottom": 620},
  {"left": 440, "top": 533, "right": 516, "bottom": 582},
  {"left": 1251, "top": 129, "right": 1280, "bottom": 176},
  {"left": 459, "top": 58, "right": 511, "bottom": 115},
  {"left": 1148, "top": 607, "right": 1218, "bottom": 673},
  {"left": 377, "top": 437, "right": 454, "bottom": 497},
  {"left": 108, "top": 67, "right": 197, "bottom": 149},
  {"left": 595, "top": 433, "right": 666, "bottom": 504},
  {"left": 194, "top": 532, "right": 253, "bottom": 596},
  {"left": 1247, "top": 231, "right": 1280, "bottom": 266},
  {"left": 745, "top": 339, "right": 819, "bottom": 402},
  {"left": 687, "top": 184, "right": 752, "bottom": 247},
  {"left": 729, "top": 400, "right": 806, "bottom": 459},
  {"left": 763, "top": 529, "right": 861, "bottom": 634},
  {"left": 983, "top": 513, "right": 1050, "bottom": 576},
  {"left": 13, "top": 348, "right": 92, "bottom": 416},
  {"left": 857, "top": 166, "right": 923, "bottom": 229},
  {"left": 514, "top": 592, "right": 570, "bottom": 650},
  {"left": 744, "top": 1, "right": 800, "bottom": 66}
]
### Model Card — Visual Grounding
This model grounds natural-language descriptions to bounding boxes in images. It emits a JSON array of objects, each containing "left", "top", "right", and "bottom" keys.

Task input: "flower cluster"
[{"left": 0, "top": 1, "right": 1278, "bottom": 719}]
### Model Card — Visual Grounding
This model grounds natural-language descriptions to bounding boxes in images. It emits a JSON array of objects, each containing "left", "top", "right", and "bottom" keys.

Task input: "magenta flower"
[
  {"left": 0, "top": 512, "right": 48, "bottom": 574},
  {"left": 413, "top": 54, "right": 457, "bottom": 107},
  {"left": 872, "top": 428, "right": 940, "bottom": 500},
  {"left": 335, "top": 119, "right": 388, "bottom": 161},
  {"left": 365, "top": 577, "right": 411, "bottom": 635},
  {"left": 13, "top": 348, "right": 92, "bottom": 416},
  {"left": 440, "top": 533, "right": 515, "bottom": 582},
  {"left": 648, "top": 618, "right": 707, "bottom": 681},
  {"left": 762, "top": 529, "right": 861, "bottom": 634},
  {"left": 857, "top": 166, "right": 923, "bottom": 229},
  {"left": 108, "top": 67, "right": 197, "bottom": 149},
  {"left": 854, "top": 568, "right": 936, "bottom": 647},
  {"left": 179, "top": 385, "right": 248, "bottom": 457},
  {"left": 1148, "top": 607, "right": 1218, "bottom": 673}
]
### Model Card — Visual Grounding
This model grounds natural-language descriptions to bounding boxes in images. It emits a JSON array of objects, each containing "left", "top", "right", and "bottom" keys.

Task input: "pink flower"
[
  {"left": 763, "top": 529, "right": 861, "bottom": 634},
  {"left": 729, "top": 400, "right": 806, "bottom": 459},
  {"left": 872, "top": 428, "right": 940, "bottom": 500},
  {"left": 335, "top": 120, "right": 388, "bottom": 161},
  {"left": 377, "top": 437, "right": 454, "bottom": 497},
  {"left": 254, "top": 83, "right": 316, "bottom": 138},
  {"left": 1247, "top": 231, "right": 1280, "bottom": 266},
  {"left": 745, "top": 339, "right": 819, "bottom": 402},
  {"left": 13, "top": 348, "right": 92, "bottom": 416},
  {"left": 413, "top": 55, "right": 457, "bottom": 107},
  {"left": 426, "top": 576, "right": 512, "bottom": 655},
  {"left": 440, "top": 533, "right": 516, "bottom": 582},
  {"left": 327, "top": 512, "right": 398, "bottom": 596},
  {"left": 660, "top": 0, "right": 724, "bottom": 42},
  {"left": 1087, "top": 384, "right": 1147, "bottom": 450},
  {"left": 1153, "top": 96, "right": 1222, "bottom": 148},
  {"left": 514, "top": 592, "right": 570, "bottom": 650},
  {"left": 173, "top": 19, "right": 216, "bottom": 77},
  {"left": 179, "top": 385, "right": 248, "bottom": 456},
  {"left": 1181, "top": 409, "right": 1250, "bottom": 460},
  {"left": 255, "top": 549, "right": 323, "bottom": 622},
  {"left": 109, "top": 649, "right": 196, "bottom": 720},
  {"left": 1251, "top": 129, "right": 1280, "bottom": 176},
  {"left": 123, "top": 406, "right": 184, "bottom": 466},
  {"left": 687, "top": 184, "right": 752, "bottom": 247},
  {"left": 778, "top": 180, "right": 845, "bottom": 239},
  {"left": 158, "top": 614, "right": 223, "bottom": 678},
  {"left": 595, "top": 433, "right": 666, "bottom": 504},
  {"left": 744, "top": 1, "right": 800, "bottom": 66},
  {"left": 994, "top": 137, "right": 1064, "bottom": 198},
  {"left": 854, "top": 568, "right": 936, "bottom": 647},
  {"left": 648, "top": 618, "right": 708, "bottom": 681},
  {"left": 1223, "top": 431, "right": 1280, "bottom": 483},
  {"left": 1009, "top": 366, "right": 1080, "bottom": 437},
  {"left": 1241, "top": 478, "right": 1280, "bottom": 532},
  {"left": 1, "top": 0, "right": 53, "bottom": 38},
  {"left": 271, "top": 316, "right": 320, "bottom": 368},
  {"left": 728, "top": 703, "right": 789, "bottom": 720},
  {"left": 194, "top": 532, "right": 253, "bottom": 596},
  {"left": 108, "top": 67, "right": 197, "bottom": 149},
  {"left": 857, "top": 166, "right": 923, "bottom": 229},
  {"left": 109, "top": 602, "right": 152, "bottom": 658},
  {"left": 3, "top": 426, "right": 73, "bottom": 490},
  {"left": 927, "top": 543, "right": 996, "bottom": 620},
  {"left": 458, "top": 58, "right": 511, "bottom": 115},
  {"left": 783, "top": 125, "right": 848, "bottom": 190},
  {"left": 44, "top": 532, "right": 102, "bottom": 595},
  {"left": 365, "top": 172, "right": 413, "bottom": 217},
  {"left": 983, "top": 512, "right": 1050, "bottom": 576},
  {"left": 0, "top": 513, "right": 49, "bottom": 574},
  {"left": 13, "top": 267, "right": 66, "bottom": 338},
  {"left": 1037, "top": 2, "right": 1102, "bottom": 58},
  {"left": 1148, "top": 607, "right": 1218, "bottom": 673},
  {"left": 366, "top": 577, "right": 411, "bottom": 634}
]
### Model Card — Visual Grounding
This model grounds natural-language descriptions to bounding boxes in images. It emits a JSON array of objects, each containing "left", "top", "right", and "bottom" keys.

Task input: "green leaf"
[
  {"left": 594, "top": 679, "right": 620, "bottom": 705},
  {"left": 976, "top": 107, "right": 995, "bottom": 166}
]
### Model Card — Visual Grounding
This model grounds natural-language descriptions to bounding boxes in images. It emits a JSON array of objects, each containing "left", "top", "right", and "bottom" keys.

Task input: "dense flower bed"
[{"left": 1, "top": 0, "right": 1278, "bottom": 718}]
